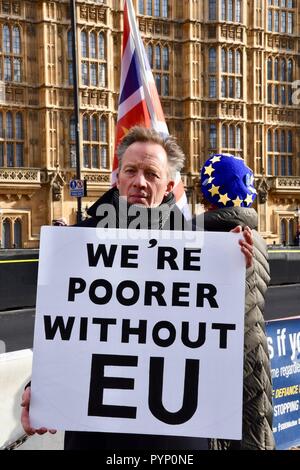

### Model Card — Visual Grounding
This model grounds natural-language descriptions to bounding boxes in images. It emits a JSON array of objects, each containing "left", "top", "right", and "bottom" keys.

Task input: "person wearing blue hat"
[
  {"left": 200, "top": 153, "right": 257, "bottom": 210},
  {"left": 196, "top": 154, "right": 275, "bottom": 450}
]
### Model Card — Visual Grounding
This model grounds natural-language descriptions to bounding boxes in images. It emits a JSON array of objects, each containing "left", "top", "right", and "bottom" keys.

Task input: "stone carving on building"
[
  {"left": 41, "top": 167, "right": 66, "bottom": 202},
  {"left": 256, "top": 177, "right": 271, "bottom": 204}
]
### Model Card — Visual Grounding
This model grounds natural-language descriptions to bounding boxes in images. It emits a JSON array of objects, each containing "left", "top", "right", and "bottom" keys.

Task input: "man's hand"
[
  {"left": 21, "top": 386, "right": 57, "bottom": 436},
  {"left": 231, "top": 225, "right": 253, "bottom": 269}
]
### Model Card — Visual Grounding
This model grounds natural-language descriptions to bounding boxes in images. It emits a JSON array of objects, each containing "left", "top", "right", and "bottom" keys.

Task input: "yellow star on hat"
[
  {"left": 206, "top": 176, "right": 214, "bottom": 184},
  {"left": 232, "top": 196, "right": 243, "bottom": 207},
  {"left": 244, "top": 194, "right": 254, "bottom": 206},
  {"left": 210, "top": 155, "right": 222, "bottom": 164},
  {"left": 208, "top": 184, "right": 220, "bottom": 197},
  {"left": 204, "top": 164, "right": 215, "bottom": 177},
  {"left": 218, "top": 193, "right": 231, "bottom": 206}
]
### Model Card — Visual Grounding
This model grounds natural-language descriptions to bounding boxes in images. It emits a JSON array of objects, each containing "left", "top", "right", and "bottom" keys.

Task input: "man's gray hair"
[{"left": 116, "top": 126, "right": 185, "bottom": 179}]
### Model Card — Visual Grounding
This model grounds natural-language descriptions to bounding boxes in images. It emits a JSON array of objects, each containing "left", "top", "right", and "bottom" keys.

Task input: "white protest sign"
[{"left": 30, "top": 227, "right": 245, "bottom": 439}]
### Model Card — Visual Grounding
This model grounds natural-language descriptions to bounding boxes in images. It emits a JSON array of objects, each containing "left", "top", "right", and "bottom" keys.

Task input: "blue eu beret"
[{"left": 200, "top": 154, "right": 257, "bottom": 208}]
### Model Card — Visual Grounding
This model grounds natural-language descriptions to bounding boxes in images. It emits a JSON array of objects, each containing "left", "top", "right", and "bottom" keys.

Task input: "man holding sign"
[{"left": 21, "top": 127, "right": 253, "bottom": 450}]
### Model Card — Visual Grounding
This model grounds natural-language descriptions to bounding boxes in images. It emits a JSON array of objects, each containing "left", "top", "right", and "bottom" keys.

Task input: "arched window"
[
  {"left": 267, "top": 58, "right": 272, "bottom": 80},
  {"left": 209, "top": 124, "right": 217, "bottom": 148},
  {"left": 16, "top": 113, "right": 23, "bottom": 139},
  {"left": 83, "top": 145, "right": 89, "bottom": 168},
  {"left": 221, "top": 0, "right": 226, "bottom": 20},
  {"left": 209, "top": 48, "right": 216, "bottom": 73},
  {"left": 222, "top": 125, "right": 227, "bottom": 147},
  {"left": 101, "top": 147, "right": 107, "bottom": 169},
  {"left": 288, "top": 131, "right": 292, "bottom": 152},
  {"left": 288, "top": 59, "right": 293, "bottom": 82},
  {"left": 155, "top": 45, "right": 161, "bottom": 69},
  {"left": 268, "top": 130, "right": 272, "bottom": 151},
  {"left": 236, "top": 126, "right": 241, "bottom": 149},
  {"left": 162, "top": 75, "right": 169, "bottom": 96},
  {"left": 228, "top": 0, "right": 233, "bottom": 21},
  {"left": 90, "top": 62, "right": 97, "bottom": 86},
  {"left": 281, "top": 59, "right": 286, "bottom": 81},
  {"left": 12, "top": 26, "right": 21, "bottom": 54},
  {"left": 274, "top": 58, "right": 279, "bottom": 81},
  {"left": 3, "top": 25, "right": 10, "bottom": 53},
  {"left": 281, "top": 155, "right": 286, "bottom": 175},
  {"left": 67, "top": 30, "right": 73, "bottom": 59},
  {"left": 274, "top": 155, "right": 279, "bottom": 175},
  {"left": 2, "top": 219, "right": 11, "bottom": 248},
  {"left": 69, "top": 116, "right": 76, "bottom": 140},
  {"left": 81, "top": 62, "right": 88, "bottom": 86},
  {"left": 162, "top": 46, "right": 169, "bottom": 70},
  {"left": 98, "top": 33, "right": 105, "bottom": 60},
  {"left": 81, "top": 31, "right": 88, "bottom": 58},
  {"left": 16, "top": 143, "right": 23, "bottom": 167},
  {"left": 236, "top": 0, "right": 242, "bottom": 22},
  {"left": 154, "top": 0, "right": 160, "bottom": 16},
  {"left": 14, "top": 219, "right": 22, "bottom": 248},
  {"left": 221, "top": 76, "right": 226, "bottom": 97},
  {"left": 209, "top": 76, "right": 216, "bottom": 98},
  {"left": 267, "top": 84, "right": 272, "bottom": 104},
  {"left": 147, "top": 0, "right": 152, "bottom": 15},
  {"left": 1, "top": 24, "right": 23, "bottom": 83},
  {"left": 139, "top": 0, "right": 144, "bottom": 14},
  {"left": 99, "top": 63, "right": 106, "bottom": 87},
  {"left": 209, "top": 0, "right": 217, "bottom": 20},
  {"left": 83, "top": 115, "right": 89, "bottom": 140},
  {"left": 274, "top": 84, "right": 279, "bottom": 104},
  {"left": 280, "top": 130, "right": 286, "bottom": 152},
  {"left": 222, "top": 49, "right": 227, "bottom": 72},
  {"left": 155, "top": 74, "right": 161, "bottom": 93},
  {"left": 229, "top": 125, "right": 234, "bottom": 148},
  {"left": 100, "top": 116, "right": 107, "bottom": 142},
  {"left": 235, "top": 50, "right": 241, "bottom": 74},
  {"left": 6, "top": 112, "right": 13, "bottom": 138},
  {"left": 274, "top": 130, "right": 279, "bottom": 152},
  {"left": 281, "top": 85, "right": 286, "bottom": 105},
  {"left": 221, "top": 47, "right": 242, "bottom": 99},
  {"left": 162, "top": 0, "right": 168, "bottom": 17},
  {"left": 228, "top": 50, "right": 233, "bottom": 73},
  {"left": 90, "top": 32, "right": 96, "bottom": 59},
  {"left": 92, "top": 146, "right": 99, "bottom": 168},
  {"left": 147, "top": 44, "right": 153, "bottom": 67},
  {"left": 274, "top": 10, "right": 279, "bottom": 32},
  {"left": 92, "top": 116, "right": 98, "bottom": 141}
]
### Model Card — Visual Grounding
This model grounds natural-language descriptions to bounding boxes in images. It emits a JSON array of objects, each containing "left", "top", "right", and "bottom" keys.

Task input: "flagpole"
[
  {"left": 126, "top": 0, "right": 160, "bottom": 130},
  {"left": 70, "top": 0, "right": 82, "bottom": 224}
]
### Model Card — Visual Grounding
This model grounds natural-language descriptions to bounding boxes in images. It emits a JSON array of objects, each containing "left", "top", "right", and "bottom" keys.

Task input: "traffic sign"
[{"left": 69, "top": 179, "right": 86, "bottom": 197}]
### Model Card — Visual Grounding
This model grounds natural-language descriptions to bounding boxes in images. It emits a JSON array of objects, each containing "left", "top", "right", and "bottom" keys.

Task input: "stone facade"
[{"left": 0, "top": 0, "right": 299, "bottom": 248}]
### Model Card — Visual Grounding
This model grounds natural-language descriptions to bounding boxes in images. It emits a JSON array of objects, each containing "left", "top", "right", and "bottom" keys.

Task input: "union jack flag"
[{"left": 112, "top": 0, "right": 190, "bottom": 218}]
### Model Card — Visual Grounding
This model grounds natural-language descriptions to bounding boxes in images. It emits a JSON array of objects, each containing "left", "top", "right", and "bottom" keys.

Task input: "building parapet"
[
  {"left": 82, "top": 171, "right": 111, "bottom": 196},
  {"left": 269, "top": 177, "right": 300, "bottom": 191},
  {"left": 0, "top": 168, "right": 41, "bottom": 185}
]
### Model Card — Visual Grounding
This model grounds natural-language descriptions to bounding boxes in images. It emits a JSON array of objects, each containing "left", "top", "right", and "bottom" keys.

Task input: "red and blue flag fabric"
[{"left": 112, "top": 0, "right": 190, "bottom": 218}]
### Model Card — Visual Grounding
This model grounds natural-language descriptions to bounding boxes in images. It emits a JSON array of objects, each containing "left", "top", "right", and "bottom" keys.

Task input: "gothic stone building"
[{"left": 0, "top": 0, "right": 299, "bottom": 248}]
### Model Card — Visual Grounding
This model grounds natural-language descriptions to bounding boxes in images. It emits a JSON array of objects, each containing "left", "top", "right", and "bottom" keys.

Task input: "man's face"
[{"left": 117, "top": 141, "right": 174, "bottom": 207}]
